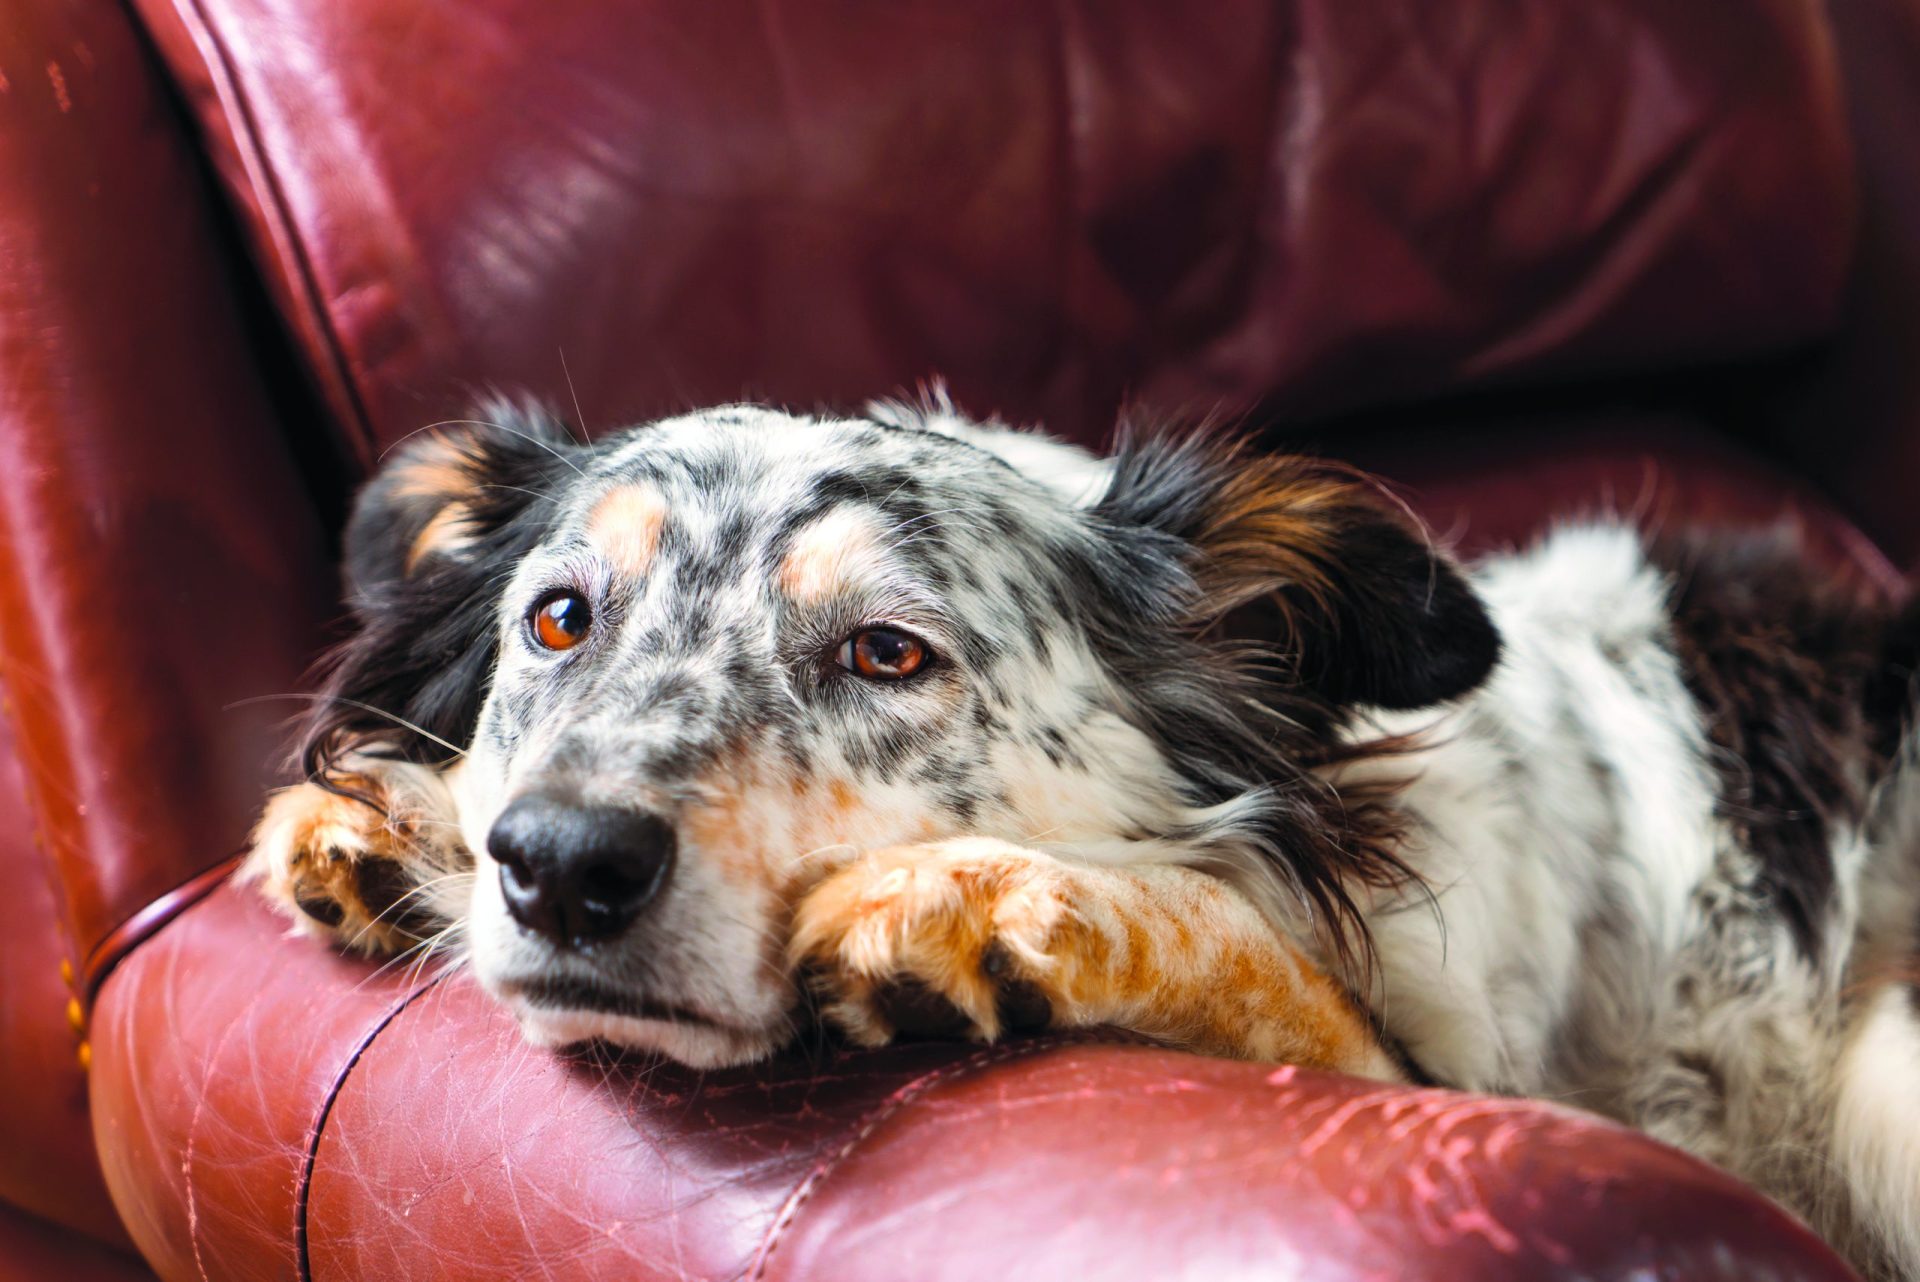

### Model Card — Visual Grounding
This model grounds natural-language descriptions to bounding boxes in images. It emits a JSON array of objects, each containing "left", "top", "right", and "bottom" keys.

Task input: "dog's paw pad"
[
  {"left": 873, "top": 975, "right": 976, "bottom": 1039},
  {"left": 292, "top": 884, "right": 348, "bottom": 927},
  {"left": 243, "top": 779, "right": 428, "bottom": 954},
  {"left": 791, "top": 840, "right": 1071, "bottom": 1047}
]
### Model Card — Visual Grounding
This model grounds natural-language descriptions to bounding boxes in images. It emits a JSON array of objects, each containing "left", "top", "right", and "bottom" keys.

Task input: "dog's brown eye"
[
  {"left": 837, "top": 627, "right": 928, "bottom": 680},
  {"left": 532, "top": 592, "right": 591, "bottom": 651}
]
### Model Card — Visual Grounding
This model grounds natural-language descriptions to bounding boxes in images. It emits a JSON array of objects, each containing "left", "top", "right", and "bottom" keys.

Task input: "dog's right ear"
[
  {"left": 303, "top": 405, "right": 581, "bottom": 779},
  {"left": 344, "top": 406, "right": 577, "bottom": 597}
]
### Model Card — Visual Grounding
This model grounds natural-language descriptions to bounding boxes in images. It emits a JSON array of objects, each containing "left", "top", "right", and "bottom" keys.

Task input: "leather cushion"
[{"left": 95, "top": 885, "right": 1856, "bottom": 1282}]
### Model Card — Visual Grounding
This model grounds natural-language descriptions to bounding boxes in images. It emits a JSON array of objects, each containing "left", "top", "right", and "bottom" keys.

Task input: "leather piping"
[
  {"left": 293, "top": 976, "right": 447, "bottom": 1282},
  {"left": 80, "top": 855, "right": 241, "bottom": 1009}
]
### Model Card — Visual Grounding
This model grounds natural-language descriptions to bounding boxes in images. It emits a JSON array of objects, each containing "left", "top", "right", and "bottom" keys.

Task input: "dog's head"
[{"left": 304, "top": 401, "right": 1498, "bottom": 1065}]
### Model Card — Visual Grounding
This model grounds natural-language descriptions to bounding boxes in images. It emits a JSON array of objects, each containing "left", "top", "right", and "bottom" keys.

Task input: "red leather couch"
[{"left": 4, "top": 1, "right": 1915, "bottom": 1277}]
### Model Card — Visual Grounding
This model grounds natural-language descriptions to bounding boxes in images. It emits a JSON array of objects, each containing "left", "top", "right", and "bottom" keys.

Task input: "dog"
[{"left": 247, "top": 398, "right": 1920, "bottom": 1278}]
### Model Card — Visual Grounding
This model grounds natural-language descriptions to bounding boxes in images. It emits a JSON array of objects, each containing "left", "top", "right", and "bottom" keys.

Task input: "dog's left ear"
[{"left": 1094, "top": 437, "right": 1499, "bottom": 710}]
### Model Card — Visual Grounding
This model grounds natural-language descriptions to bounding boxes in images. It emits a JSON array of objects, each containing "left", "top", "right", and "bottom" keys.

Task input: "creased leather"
[{"left": 125, "top": 0, "right": 1853, "bottom": 456}]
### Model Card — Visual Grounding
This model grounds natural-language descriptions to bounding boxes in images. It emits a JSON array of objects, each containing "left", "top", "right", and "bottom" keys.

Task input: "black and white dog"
[{"left": 248, "top": 399, "right": 1920, "bottom": 1278}]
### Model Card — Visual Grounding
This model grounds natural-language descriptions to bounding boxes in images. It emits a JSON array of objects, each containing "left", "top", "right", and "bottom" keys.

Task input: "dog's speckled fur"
[{"left": 247, "top": 400, "right": 1920, "bottom": 1278}]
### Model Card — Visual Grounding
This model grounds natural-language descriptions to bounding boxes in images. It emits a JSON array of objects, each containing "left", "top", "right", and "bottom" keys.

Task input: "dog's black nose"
[{"left": 487, "top": 794, "right": 676, "bottom": 948}]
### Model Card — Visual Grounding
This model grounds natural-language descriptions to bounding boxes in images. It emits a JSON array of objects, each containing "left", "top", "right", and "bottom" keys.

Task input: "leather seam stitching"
[
  {"left": 161, "top": 0, "right": 381, "bottom": 467},
  {"left": 746, "top": 1034, "right": 1100, "bottom": 1280},
  {"left": 294, "top": 976, "right": 447, "bottom": 1282}
]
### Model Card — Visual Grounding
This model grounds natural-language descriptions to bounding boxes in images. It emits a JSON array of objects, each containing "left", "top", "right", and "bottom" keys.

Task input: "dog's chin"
[{"left": 509, "top": 1002, "right": 781, "bottom": 1069}]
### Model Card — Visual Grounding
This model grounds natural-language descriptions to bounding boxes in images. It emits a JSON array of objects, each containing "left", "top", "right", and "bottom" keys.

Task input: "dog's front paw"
[
  {"left": 242, "top": 777, "right": 437, "bottom": 954},
  {"left": 790, "top": 838, "right": 1075, "bottom": 1047}
]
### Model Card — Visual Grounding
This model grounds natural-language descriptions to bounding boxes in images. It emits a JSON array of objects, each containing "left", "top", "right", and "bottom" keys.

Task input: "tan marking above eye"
[
  {"left": 780, "top": 507, "right": 882, "bottom": 603},
  {"left": 588, "top": 486, "right": 669, "bottom": 579},
  {"left": 837, "top": 627, "right": 929, "bottom": 680},
  {"left": 533, "top": 592, "right": 592, "bottom": 651}
]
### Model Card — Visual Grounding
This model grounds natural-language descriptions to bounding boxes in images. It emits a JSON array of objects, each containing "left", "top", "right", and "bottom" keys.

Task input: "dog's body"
[
  {"left": 248, "top": 402, "right": 1920, "bottom": 1277},
  {"left": 1353, "top": 524, "right": 1920, "bottom": 1276}
]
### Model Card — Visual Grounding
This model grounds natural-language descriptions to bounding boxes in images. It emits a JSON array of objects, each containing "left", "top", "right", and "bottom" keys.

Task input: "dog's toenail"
[{"left": 982, "top": 941, "right": 1012, "bottom": 977}]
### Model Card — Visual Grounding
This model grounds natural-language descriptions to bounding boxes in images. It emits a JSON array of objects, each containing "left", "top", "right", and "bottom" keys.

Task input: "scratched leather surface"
[
  {"left": 91, "top": 882, "right": 1857, "bottom": 1281},
  {"left": 756, "top": 1051, "right": 1843, "bottom": 1282},
  {"left": 127, "top": 0, "right": 1851, "bottom": 460},
  {"left": 90, "top": 885, "right": 433, "bottom": 1282}
]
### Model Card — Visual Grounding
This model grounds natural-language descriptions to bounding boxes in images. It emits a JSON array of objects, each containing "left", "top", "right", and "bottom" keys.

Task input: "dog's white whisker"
[
  {"left": 477, "top": 483, "right": 561, "bottom": 505},
  {"left": 420, "top": 417, "right": 586, "bottom": 477},
  {"left": 557, "top": 347, "right": 589, "bottom": 439},
  {"left": 226, "top": 693, "right": 467, "bottom": 758}
]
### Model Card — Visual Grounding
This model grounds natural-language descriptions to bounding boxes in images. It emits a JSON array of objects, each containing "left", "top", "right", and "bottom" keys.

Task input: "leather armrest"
[
  {"left": 0, "top": 0, "right": 333, "bottom": 1245},
  {"left": 92, "top": 884, "right": 1857, "bottom": 1282}
]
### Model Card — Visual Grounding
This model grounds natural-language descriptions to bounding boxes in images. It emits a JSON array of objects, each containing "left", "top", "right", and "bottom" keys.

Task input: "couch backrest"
[{"left": 132, "top": 0, "right": 1855, "bottom": 464}]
